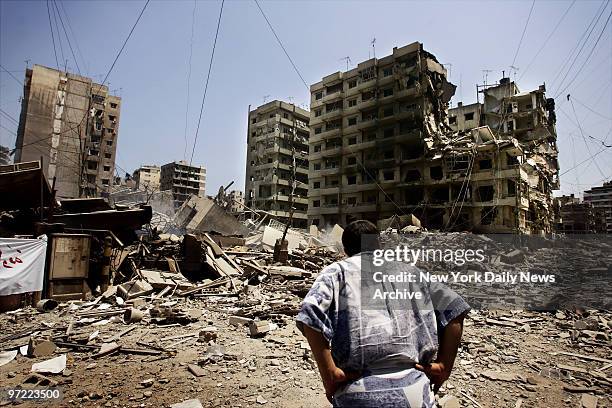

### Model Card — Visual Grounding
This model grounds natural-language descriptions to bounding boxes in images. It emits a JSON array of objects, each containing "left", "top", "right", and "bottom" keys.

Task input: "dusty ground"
[{"left": 1, "top": 299, "right": 610, "bottom": 408}]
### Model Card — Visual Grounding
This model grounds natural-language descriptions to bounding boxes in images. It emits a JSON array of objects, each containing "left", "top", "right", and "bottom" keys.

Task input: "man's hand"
[
  {"left": 415, "top": 362, "right": 449, "bottom": 392},
  {"left": 322, "top": 367, "right": 361, "bottom": 402}
]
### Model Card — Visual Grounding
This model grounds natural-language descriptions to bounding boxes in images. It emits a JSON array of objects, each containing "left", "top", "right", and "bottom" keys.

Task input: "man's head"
[{"left": 342, "top": 220, "right": 380, "bottom": 256}]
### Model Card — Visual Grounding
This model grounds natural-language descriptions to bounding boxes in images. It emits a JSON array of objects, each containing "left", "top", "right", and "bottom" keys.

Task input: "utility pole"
[{"left": 371, "top": 38, "right": 376, "bottom": 59}]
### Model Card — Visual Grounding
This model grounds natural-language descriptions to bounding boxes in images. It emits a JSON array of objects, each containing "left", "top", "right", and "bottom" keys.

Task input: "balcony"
[{"left": 322, "top": 90, "right": 343, "bottom": 103}]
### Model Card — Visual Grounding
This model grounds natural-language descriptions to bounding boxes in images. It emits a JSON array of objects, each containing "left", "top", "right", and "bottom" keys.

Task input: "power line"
[
  {"left": 552, "top": 1, "right": 608, "bottom": 93},
  {"left": 46, "top": 0, "right": 60, "bottom": 70},
  {"left": 554, "top": 7, "right": 612, "bottom": 98},
  {"left": 511, "top": 0, "right": 536, "bottom": 67},
  {"left": 52, "top": 0, "right": 81, "bottom": 74},
  {"left": 519, "top": 0, "right": 576, "bottom": 80},
  {"left": 572, "top": 95, "right": 612, "bottom": 121},
  {"left": 254, "top": 0, "right": 309, "bottom": 90},
  {"left": 183, "top": 0, "right": 197, "bottom": 161},
  {"left": 50, "top": 0, "right": 66, "bottom": 67},
  {"left": 189, "top": 0, "right": 224, "bottom": 166},
  {"left": 558, "top": 106, "right": 612, "bottom": 147},
  {"left": 57, "top": 0, "right": 88, "bottom": 75},
  {"left": 569, "top": 95, "right": 607, "bottom": 178},
  {"left": 0, "top": 108, "right": 19, "bottom": 126},
  {"left": 0, "top": 64, "right": 23, "bottom": 86},
  {"left": 560, "top": 145, "right": 610, "bottom": 176}
]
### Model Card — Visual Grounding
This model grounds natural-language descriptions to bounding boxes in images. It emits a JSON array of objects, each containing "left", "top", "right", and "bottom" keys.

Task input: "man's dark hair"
[{"left": 342, "top": 220, "right": 380, "bottom": 256}]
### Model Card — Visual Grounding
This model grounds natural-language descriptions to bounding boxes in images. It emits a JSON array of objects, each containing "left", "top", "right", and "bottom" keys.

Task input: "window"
[
  {"left": 103, "top": 165, "right": 111, "bottom": 172},
  {"left": 430, "top": 166, "right": 443, "bottom": 180},
  {"left": 383, "top": 67, "right": 393, "bottom": 77},
  {"left": 348, "top": 137, "right": 357, "bottom": 145},
  {"left": 87, "top": 161, "right": 98, "bottom": 170},
  {"left": 101, "top": 179, "right": 110, "bottom": 186},
  {"left": 507, "top": 179, "right": 516, "bottom": 196},
  {"left": 449, "top": 116, "right": 457, "bottom": 125},
  {"left": 479, "top": 159, "right": 492, "bottom": 170},
  {"left": 252, "top": 118, "right": 256, "bottom": 124},
  {"left": 348, "top": 80, "right": 357, "bottom": 88},
  {"left": 385, "top": 193, "right": 394, "bottom": 202},
  {"left": 383, "top": 171, "right": 394, "bottom": 181},
  {"left": 89, "top": 149, "right": 99, "bottom": 156},
  {"left": 106, "top": 140, "right": 113, "bottom": 146},
  {"left": 347, "top": 157, "right": 357, "bottom": 165},
  {"left": 104, "top": 153, "right": 112, "bottom": 159},
  {"left": 348, "top": 117, "right": 357, "bottom": 126},
  {"left": 110, "top": 102, "right": 118, "bottom": 109},
  {"left": 464, "top": 112, "right": 475, "bottom": 121},
  {"left": 315, "top": 127, "right": 322, "bottom": 134},
  {"left": 315, "top": 91, "right": 323, "bottom": 100},
  {"left": 313, "top": 182, "right": 321, "bottom": 189},
  {"left": 315, "top": 109, "right": 322, "bottom": 117},
  {"left": 347, "top": 175, "right": 357, "bottom": 185},
  {"left": 348, "top": 99, "right": 357, "bottom": 107},
  {"left": 507, "top": 121, "right": 515, "bottom": 131},
  {"left": 383, "top": 88, "right": 393, "bottom": 97},
  {"left": 383, "top": 128, "right": 394, "bottom": 138},
  {"left": 86, "top": 174, "right": 96, "bottom": 183},
  {"left": 313, "top": 200, "right": 320, "bottom": 207},
  {"left": 312, "top": 219, "right": 320, "bottom": 226},
  {"left": 283, "top": 113, "right": 289, "bottom": 119},
  {"left": 314, "top": 144, "right": 321, "bottom": 152},
  {"left": 347, "top": 197, "right": 357, "bottom": 205},
  {"left": 108, "top": 115, "right": 116, "bottom": 121},
  {"left": 383, "top": 107, "right": 394, "bottom": 117},
  {"left": 269, "top": 114, "right": 274, "bottom": 118},
  {"left": 314, "top": 163, "right": 321, "bottom": 170},
  {"left": 383, "top": 150, "right": 393, "bottom": 160}
]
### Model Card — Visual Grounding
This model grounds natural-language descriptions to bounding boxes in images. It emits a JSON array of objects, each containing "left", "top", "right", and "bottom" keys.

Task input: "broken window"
[
  {"left": 364, "top": 132, "right": 376, "bottom": 142},
  {"left": 313, "top": 200, "right": 320, "bottom": 207},
  {"left": 252, "top": 118, "right": 257, "bottom": 124},
  {"left": 101, "top": 178, "right": 109, "bottom": 186},
  {"left": 269, "top": 114, "right": 274, "bottom": 118},
  {"left": 347, "top": 175, "right": 357, "bottom": 185},
  {"left": 383, "top": 107, "right": 394, "bottom": 117},
  {"left": 104, "top": 153, "right": 112, "bottom": 159},
  {"left": 430, "top": 186, "right": 448, "bottom": 203},
  {"left": 383, "top": 88, "right": 393, "bottom": 97},
  {"left": 362, "top": 90, "right": 375, "bottom": 100},
  {"left": 108, "top": 115, "right": 116, "bottom": 121},
  {"left": 464, "top": 112, "right": 474, "bottom": 121},
  {"left": 384, "top": 193, "right": 394, "bottom": 202},
  {"left": 89, "top": 149, "right": 99, "bottom": 156},
  {"left": 348, "top": 80, "right": 357, "bottom": 89},
  {"left": 314, "top": 144, "right": 321, "bottom": 152},
  {"left": 348, "top": 117, "right": 357, "bottom": 126},
  {"left": 315, "top": 127, "right": 322, "bottom": 134},
  {"left": 383, "top": 67, "right": 393, "bottom": 77},
  {"left": 383, "top": 171, "right": 394, "bottom": 181},
  {"left": 87, "top": 161, "right": 98, "bottom": 170},
  {"left": 347, "top": 197, "right": 357, "bottom": 205},
  {"left": 103, "top": 165, "right": 111, "bottom": 172},
  {"left": 383, "top": 150, "right": 394, "bottom": 160},
  {"left": 283, "top": 113, "right": 289, "bottom": 119},
  {"left": 449, "top": 116, "right": 457, "bottom": 125},
  {"left": 404, "top": 187, "right": 423, "bottom": 205},
  {"left": 360, "top": 66, "right": 376, "bottom": 81},
  {"left": 476, "top": 185, "right": 495, "bottom": 202},
  {"left": 315, "top": 92, "right": 323, "bottom": 100},
  {"left": 507, "top": 179, "right": 516, "bottom": 196},
  {"left": 364, "top": 192, "right": 377, "bottom": 203},
  {"left": 479, "top": 159, "right": 492, "bottom": 170},
  {"left": 348, "top": 137, "right": 357, "bottom": 145},
  {"left": 86, "top": 174, "right": 96, "bottom": 183},
  {"left": 313, "top": 181, "right": 321, "bottom": 189},
  {"left": 507, "top": 121, "right": 515, "bottom": 131},
  {"left": 314, "top": 163, "right": 321, "bottom": 170},
  {"left": 507, "top": 153, "right": 519, "bottom": 166},
  {"left": 383, "top": 128, "right": 394, "bottom": 138},
  {"left": 315, "top": 109, "right": 322, "bottom": 117},
  {"left": 327, "top": 83, "right": 342, "bottom": 94},
  {"left": 348, "top": 99, "right": 357, "bottom": 107},
  {"left": 347, "top": 157, "right": 357, "bottom": 165},
  {"left": 106, "top": 140, "right": 113, "bottom": 146},
  {"left": 430, "top": 166, "right": 443, "bottom": 180},
  {"left": 110, "top": 102, "right": 118, "bottom": 109}
]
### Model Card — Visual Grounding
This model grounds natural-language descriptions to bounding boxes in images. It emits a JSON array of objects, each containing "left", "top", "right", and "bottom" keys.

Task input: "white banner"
[{"left": 0, "top": 236, "right": 47, "bottom": 296}]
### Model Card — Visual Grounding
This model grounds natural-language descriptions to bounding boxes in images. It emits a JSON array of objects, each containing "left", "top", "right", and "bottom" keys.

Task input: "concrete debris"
[
  {"left": 170, "top": 399, "right": 204, "bottom": 408},
  {"left": 31, "top": 354, "right": 66, "bottom": 374},
  {"left": 581, "top": 394, "right": 599, "bottom": 408},
  {"left": 0, "top": 349, "right": 18, "bottom": 367},
  {"left": 27, "top": 338, "right": 56, "bottom": 357}
]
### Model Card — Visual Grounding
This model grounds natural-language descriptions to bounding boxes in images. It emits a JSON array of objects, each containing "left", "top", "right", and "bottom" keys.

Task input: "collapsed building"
[
  {"left": 160, "top": 160, "right": 206, "bottom": 208},
  {"left": 554, "top": 194, "right": 606, "bottom": 234},
  {"left": 306, "top": 41, "right": 559, "bottom": 234},
  {"left": 244, "top": 101, "right": 310, "bottom": 228},
  {"left": 584, "top": 181, "right": 612, "bottom": 233}
]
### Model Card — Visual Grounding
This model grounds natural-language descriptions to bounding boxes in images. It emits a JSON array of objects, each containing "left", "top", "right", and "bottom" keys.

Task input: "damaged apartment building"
[
  {"left": 244, "top": 100, "right": 310, "bottom": 228},
  {"left": 14, "top": 64, "right": 121, "bottom": 199},
  {"left": 307, "top": 41, "right": 559, "bottom": 233}
]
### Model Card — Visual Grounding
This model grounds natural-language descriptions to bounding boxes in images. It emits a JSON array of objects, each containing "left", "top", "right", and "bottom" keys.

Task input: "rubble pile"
[{"left": 0, "top": 230, "right": 610, "bottom": 407}]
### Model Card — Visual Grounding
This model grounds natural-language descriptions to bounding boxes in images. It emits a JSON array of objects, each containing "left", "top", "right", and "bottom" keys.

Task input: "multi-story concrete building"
[
  {"left": 160, "top": 160, "right": 206, "bottom": 207},
  {"left": 227, "top": 190, "right": 244, "bottom": 215},
  {"left": 0, "top": 146, "right": 10, "bottom": 165},
  {"left": 133, "top": 164, "right": 160, "bottom": 191},
  {"left": 584, "top": 181, "right": 612, "bottom": 233},
  {"left": 448, "top": 78, "right": 560, "bottom": 233},
  {"left": 307, "top": 42, "right": 456, "bottom": 228},
  {"left": 14, "top": 64, "right": 121, "bottom": 199},
  {"left": 245, "top": 100, "right": 309, "bottom": 228}
]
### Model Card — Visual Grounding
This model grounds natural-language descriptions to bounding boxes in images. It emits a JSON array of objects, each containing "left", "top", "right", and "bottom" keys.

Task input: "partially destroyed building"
[
  {"left": 14, "top": 64, "right": 121, "bottom": 199},
  {"left": 307, "top": 42, "right": 558, "bottom": 234},
  {"left": 0, "top": 145, "right": 9, "bottom": 165},
  {"left": 133, "top": 164, "right": 161, "bottom": 191},
  {"left": 584, "top": 181, "right": 612, "bottom": 233},
  {"left": 244, "top": 100, "right": 309, "bottom": 228},
  {"left": 160, "top": 160, "right": 206, "bottom": 208},
  {"left": 554, "top": 194, "right": 604, "bottom": 234}
]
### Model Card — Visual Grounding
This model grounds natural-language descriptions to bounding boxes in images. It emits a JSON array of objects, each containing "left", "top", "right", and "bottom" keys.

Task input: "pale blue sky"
[{"left": 1, "top": 0, "right": 610, "bottom": 197}]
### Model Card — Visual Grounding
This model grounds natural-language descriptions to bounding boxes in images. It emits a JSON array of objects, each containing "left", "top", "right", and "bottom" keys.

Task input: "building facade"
[
  {"left": 227, "top": 190, "right": 244, "bottom": 215},
  {"left": 584, "top": 181, "right": 612, "bottom": 233},
  {"left": 160, "top": 160, "right": 206, "bottom": 207},
  {"left": 14, "top": 64, "right": 121, "bottom": 199},
  {"left": 244, "top": 100, "right": 309, "bottom": 228},
  {"left": 133, "top": 164, "right": 160, "bottom": 191}
]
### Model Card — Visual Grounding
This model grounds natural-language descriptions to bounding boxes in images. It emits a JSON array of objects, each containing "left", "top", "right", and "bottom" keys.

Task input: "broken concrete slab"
[
  {"left": 170, "top": 399, "right": 204, "bottom": 408},
  {"left": 229, "top": 316, "right": 253, "bottom": 326},
  {"left": 581, "top": 394, "right": 599, "bottom": 408},
  {"left": 188, "top": 364, "right": 206, "bottom": 377},
  {"left": 501, "top": 249, "right": 525, "bottom": 264},
  {"left": 117, "top": 280, "right": 154, "bottom": 300},
  {"left": 0, "top": 349, "right": 18, "bottom": 367},
  {"left": 27, "top": 338, "right": 57, "bottom": 357},
  {"left": 249, "top": 320, "right": 271, "bottom": 337},
  {"left": 31, "top": 354, "right": 66, "bottom": 374}
]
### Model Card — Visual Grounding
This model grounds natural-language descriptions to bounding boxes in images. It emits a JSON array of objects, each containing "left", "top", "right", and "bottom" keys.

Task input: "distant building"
[
  {"left": 133, "top": 165, "right": 160, "bottom": 191},
  {"left": 245, "top": 100, "right": 310, "bottom": 228},
  {"left": 584, "top": 181, "right": 612, "bottom": 233},
  {"left": 160, "top": 160, "right": 206, "bottom": 207},
  {"left": 227, "top": 190, "right": 244, "bottom": 214},
  {"left": 14, "top": 64, "right": 121, "bottom": 199},
  {"left": 0, "top": 146, "right": 10, "bottom": 165}
]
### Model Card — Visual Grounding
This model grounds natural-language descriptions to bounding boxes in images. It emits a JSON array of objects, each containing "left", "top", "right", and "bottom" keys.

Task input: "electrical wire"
[
  {"left": 571, "top": 95, "right": 612, "bottom": 121},
  {"left": 52, "top": 0, "right": 81, "bottom": 75},
  {"left": 569, "top": 95, "right": 607, "bottom": 178},
  {"left": 189, "top": 0, "right": 224, "bottom": 166},
  {"left": 57, "top": 0, "right": 88, "bottom": 75},
  {"left": 0, "top": 108, "right": 19, "bottom": 126},
  {"left": 50, "top": 0, "right": 66, "bottom": 67},
  {"left": 254, "top": 0, "right": 309, "bottom": 90},
  {"left": 511, "top": 0, "right": 536, "bottom": 68},
  {"left": 0, "top": 64, "right": 23, "bottom": 86},
  {"left": 46, "top": 0, "right": 60, "bottom": 70}
]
